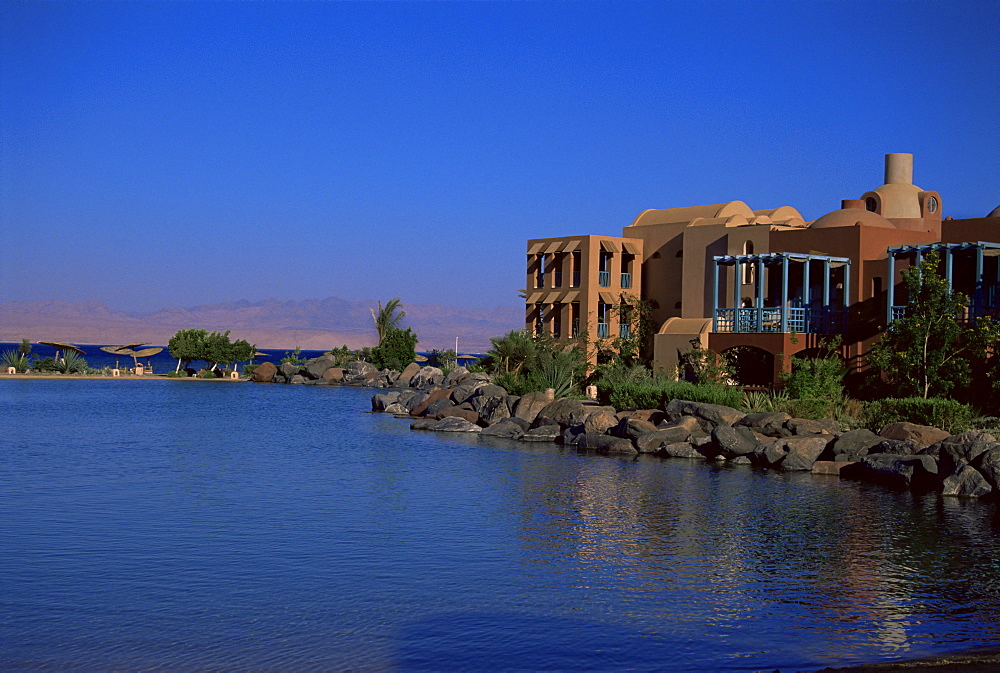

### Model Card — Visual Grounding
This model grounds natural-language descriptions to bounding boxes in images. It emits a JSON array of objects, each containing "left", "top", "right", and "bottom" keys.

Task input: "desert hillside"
[{"left": 0, "top": 298, "right": 522, "bottom": 352}]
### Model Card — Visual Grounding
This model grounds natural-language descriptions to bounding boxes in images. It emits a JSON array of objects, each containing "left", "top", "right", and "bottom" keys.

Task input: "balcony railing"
[
  {"left": 619, "top": 323, "right": 630, "bottom": 338},
  {"left": 599, "top": 271, "right": 610, "bottom": 287},
  {"left": 620, "top": 272, "right": 632, "bottom": 289},
  {"left": 597, "top": 322, "right": 609, "bottom": 338},
  {"left": 571, "top": 320, "right": 580, "bottom": 337},
  {"left": 714, "top": 307, "right": 847, "bottom": 334},
  {"left": 891, "top": 303, "right": 1000, "bottom": 326}
]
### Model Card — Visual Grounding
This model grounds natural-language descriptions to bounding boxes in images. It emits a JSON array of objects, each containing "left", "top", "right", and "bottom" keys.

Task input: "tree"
[
  {"left": 18, "top": 338, "right": 31, "bottom": 363},
  {"left": 868, "top": 251, "right": 1000, "bottom": 399},
  {"left": 369, "top": 326, "right": 418, "bottom": 371},
  {"left": 168, "top": 328, "right": 207, "bottom": 372},
  {"left": 371, "top": 298, "right": 406, "bottom": 345}
]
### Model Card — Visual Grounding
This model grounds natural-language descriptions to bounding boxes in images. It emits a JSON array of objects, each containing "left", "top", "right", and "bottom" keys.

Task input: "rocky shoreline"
[{"left": 254, "top": 355, "right": 1000, "bottom": 501}]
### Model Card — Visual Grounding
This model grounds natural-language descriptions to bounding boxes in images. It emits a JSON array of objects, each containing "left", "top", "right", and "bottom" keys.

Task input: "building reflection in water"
[{"left": 492, "top": 442, "right": 1000, "bottom": 663}]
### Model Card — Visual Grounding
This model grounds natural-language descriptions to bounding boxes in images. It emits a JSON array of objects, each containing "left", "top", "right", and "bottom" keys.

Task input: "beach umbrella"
[
  {"left": 39, "top": 341, "right": 86, "bottom": 360},
  {"left": 100, "top": 345, "right": 128, "bottom": 368},
  {"left": 133, "top": 347, "right": 163, "bottom": 373}
]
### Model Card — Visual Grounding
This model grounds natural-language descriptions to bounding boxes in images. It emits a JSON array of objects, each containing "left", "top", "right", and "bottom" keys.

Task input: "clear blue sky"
[{"left": 2, "top": 0, "right": 997, "bottom": 313}]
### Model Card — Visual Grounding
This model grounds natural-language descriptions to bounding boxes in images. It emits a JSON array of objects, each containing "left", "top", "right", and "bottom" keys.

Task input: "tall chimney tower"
[{"left": 885, "top": 153, "right": 914, "bottom": 185}]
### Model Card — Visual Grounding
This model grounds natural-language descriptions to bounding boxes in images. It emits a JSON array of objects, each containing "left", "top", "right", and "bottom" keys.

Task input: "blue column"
[
  {"left": 712, "top": 259, "right": 720, "bottom": 331},
  {"left": 756, "top": 259, "right": 765, "bottom": 332},
  {"left": 886, "top": 251, "right": 895, "bottom": 324},
  {"left": 781, "top": 256, "right": 789, "bottom": 332},
  {"left": 733, "top": 259, "right": 741, "bottom": 330},
  {"left": 843, "top": 261, "right": 851, "bottom": 319},
  {"left": 803, "top": 259, "right": 811, "bottom": 305},
  {"left": 945, "top": 247, "right": 954, "bottom": 291},
  {"left": 823, "top": 259, "right": 831, "bottom": 306}
]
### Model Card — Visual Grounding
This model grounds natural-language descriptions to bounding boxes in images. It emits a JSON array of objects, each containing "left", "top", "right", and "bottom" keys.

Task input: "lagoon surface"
[{"left": 3, "top": 380, "right": 1000, "bottom": 672}]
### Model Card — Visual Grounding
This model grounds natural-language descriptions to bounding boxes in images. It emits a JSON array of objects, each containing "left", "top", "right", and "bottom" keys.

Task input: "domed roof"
[{"left": 810, "top": 208, "right": 896, "bottom": 229}]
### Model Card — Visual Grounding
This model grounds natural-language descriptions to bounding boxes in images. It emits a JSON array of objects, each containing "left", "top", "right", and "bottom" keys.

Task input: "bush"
[
  {"left": 608, "top": 380, "right": 741, "bottom": 410},
  {"left": 864, "top": 397, "right": 975, "bottom": 434},
  {"left": 166, "top": 370, "right": 189, "bottom": 378},
  {"left": 784, "top": 397, "right": 836, "bottom": 420},
  {"left": 1, "top": 348, "right": 28, "bottom": 372}
]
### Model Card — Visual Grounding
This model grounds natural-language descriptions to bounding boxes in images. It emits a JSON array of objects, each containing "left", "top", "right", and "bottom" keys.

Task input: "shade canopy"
[
  {"left": 39, "top": 341, "right": 86, "bottom": 354},
  {"left": 134, "top": 347, "right": 163, "bottom": 358}
]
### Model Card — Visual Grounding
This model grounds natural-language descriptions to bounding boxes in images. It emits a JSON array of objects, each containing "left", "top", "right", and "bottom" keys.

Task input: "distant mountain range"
[{"left": 0, "top": 298, "right": 523, "bottom": 352}]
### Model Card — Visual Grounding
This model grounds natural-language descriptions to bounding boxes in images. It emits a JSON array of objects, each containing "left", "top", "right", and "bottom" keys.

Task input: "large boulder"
[
  {"left": 434, "top": 406, "right": 480, "bottom": 424},
  {"left": 712, "top": 425, "right": 761, "bottom": 458},
  {"left": 522, "top": 425, "right": 562, "bottom": 442},
  {"left": 664, "top": 399, "right": 745, "bottom": 430},
  {"left": 942, "top": 463, "right": 993, "bottom": 498},
  {"left": 371, "top": 392, "right": 400, "bottom": 411},
  {"left": 584, "top": 410, "right": 619, "bottom": 435},
  {"left": 410, "top": 388, "right": 452, "bottom": 416},
  {"left": 251, "top": 361, "right": 277, "bottom": 383},
  {"left": 471, "top": 394, "right": 510, "bottom": 426},
  {"left": 659, "top": 442, "right": 706, "bottom": 459},
  {"left": 443, "top": 367, "right": 470, "bottom": 386},
  {"left": 737, "top": 412, "right": 792, "bottom": 438},
  {"left": 842, "top": 454, "right": 940, "bottom": 490},
  {"left": 780, "top": 435, "right": 832, "bottom": 471},
  {"left": 612, "top": 418, "right": 659, "bottom": 442},
  {"left": 973, "top": 446, "right": 1000, "bottom": 491},
  {"left": 935, "top": 437, "right": 999, "bottom": 477},
  {"left": 879, "top": 422, "right": 950, "bottom": 447},
  {"left": 280, "top": 362, "right": 301, "bottom": 382},
  {"left": 396, "top": 362, "right": 422, "bottom": 387},
  {"left": 424, "top": 398, "right": 456, "bottom": 418},
  {"left": 429, "top": 417, "right": 482, "bottom": 433},
  {"left": 322, "top": 367, "right": 345, "bottom": 383},
  {"left": 577, "top": 433, "right": 638, "bottom": 455},
  {"left": 481, "top": 418, "right": 529, "bottom": 439},
  {"left": 831, "top": 429, "right": 882, "bottom": 461},
  {"left": 451, "top": 381, "right": 487, "bottom": 406},
  {"left": 410, "top": 366, "right": 445, "bottom": 389},
  {"left": 533, "top": 398, "right": 590, "bottom": 429},
  {"left": 304, "top": 354, "right": 337, "bottom": 379},
  {"left": 513, "top": 390, "right": 555, "bottom": 424},
  {"left": 345, "top": 360, "right": 378, "bottom": 381}
]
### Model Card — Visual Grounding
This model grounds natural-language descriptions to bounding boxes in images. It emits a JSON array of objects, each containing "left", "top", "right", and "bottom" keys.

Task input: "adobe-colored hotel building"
[{"left": 525, "top": 153, "right": 1000, "bottom": 385}]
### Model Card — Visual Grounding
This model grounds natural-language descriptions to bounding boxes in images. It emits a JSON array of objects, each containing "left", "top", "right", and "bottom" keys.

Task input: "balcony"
[
  {"left": 597, "top": 322, "right": 609, "bottom": 339},
  {"left": 619, "top": 323, "right": 630, "bottom": 338},
  {"left": 571, "top": 319, "right": 580, "bottom": 337},
  {"left": 599, "top": 271, "right": 610, "bottom": 287},
  {"left": 714, "top": 307, "right": 848, "bottom": 334},
  {"left": 620, "top": 272, "right": 632, "bottom": 289}
]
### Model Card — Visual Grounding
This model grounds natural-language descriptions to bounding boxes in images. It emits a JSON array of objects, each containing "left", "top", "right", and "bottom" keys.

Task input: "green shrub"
[
  {"left": 864, "top": 397, "right": 975, "bottom": 434},
  {"left": 166, "top": 370, "right": 189, "bottom": 378},
  {"left": 608, "top": 380, "right": 741, "bottom": 410},
  {"left": 198, "top": 368, "right": 221, "bottom": 379},
  {"left": 784, "top": 397, "right": 836, "bottom": 420},
  {"left": 1, "top": 348, "right": 28, "bottom": 373}
]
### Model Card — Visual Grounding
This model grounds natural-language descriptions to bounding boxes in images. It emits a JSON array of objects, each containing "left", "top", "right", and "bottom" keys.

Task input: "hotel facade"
[{"left": 525, "top": 153, "right": 1000, "bottom": 386}]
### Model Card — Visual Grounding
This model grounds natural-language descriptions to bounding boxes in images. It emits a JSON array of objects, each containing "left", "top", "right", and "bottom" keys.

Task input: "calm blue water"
[{"left": 3, "top": 380, "right": 1000, "bottom": 672}]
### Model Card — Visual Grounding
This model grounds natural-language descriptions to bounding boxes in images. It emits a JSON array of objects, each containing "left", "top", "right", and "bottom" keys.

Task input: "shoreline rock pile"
[{"left": 252, "top": 355, "right": 1000, "bottom": 500}]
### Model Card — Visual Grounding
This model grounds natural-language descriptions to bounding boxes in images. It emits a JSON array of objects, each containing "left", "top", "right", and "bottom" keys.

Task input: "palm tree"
[{"left": 371, "top": 297, "right": 406, "bottom": 345}]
